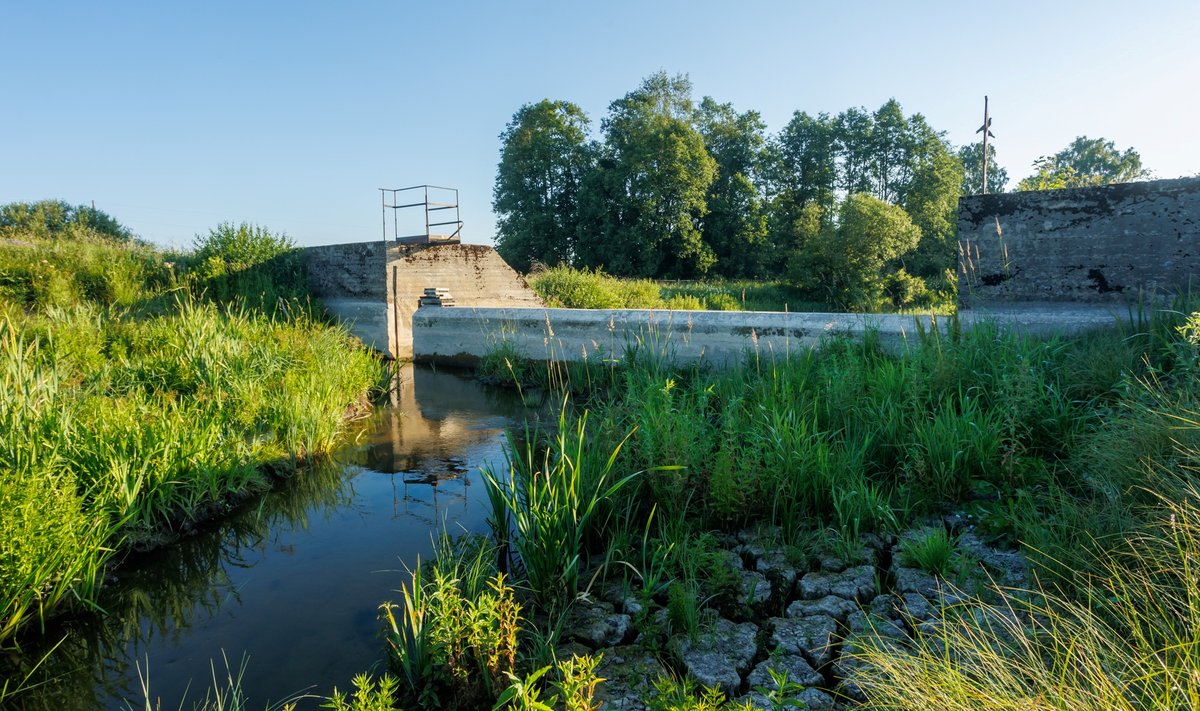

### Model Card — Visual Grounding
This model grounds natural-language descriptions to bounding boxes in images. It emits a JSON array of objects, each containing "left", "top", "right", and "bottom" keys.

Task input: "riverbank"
[
  {"left": 0, "top": 223, "right": 384, "bottom": 651},
  {"left": 377, "top": 299, "right": 1200, "bottom": 709}
]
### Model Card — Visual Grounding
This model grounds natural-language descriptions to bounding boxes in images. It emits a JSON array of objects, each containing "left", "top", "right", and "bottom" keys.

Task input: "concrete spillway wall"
[
  {"left": 958, "top": 176, "right": 1200, "bottom": 307},
  {"left": 303, "top": 242, "right": 543, "bottom": 359},
  {"left": 309, "top": 176, "right": 1197, "bottom": 365},
  {"left": 410, "top": 306, "right": 1125, "bottom": 368}
]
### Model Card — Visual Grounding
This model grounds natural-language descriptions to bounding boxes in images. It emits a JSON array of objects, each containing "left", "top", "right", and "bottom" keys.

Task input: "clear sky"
[{"left": 3, "top": 1, "right": 1198, "bottom": 249}]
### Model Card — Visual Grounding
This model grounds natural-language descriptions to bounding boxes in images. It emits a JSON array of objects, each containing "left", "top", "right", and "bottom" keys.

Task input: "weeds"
[
  {"left": 0, "top": 228, "right": 382, "bottom": 644},
  {"left": 900, "top": 528, "right": 959, "bottom": 577},
  {"left": 482, "top": 409, "right": 638, "bottom": 609}
]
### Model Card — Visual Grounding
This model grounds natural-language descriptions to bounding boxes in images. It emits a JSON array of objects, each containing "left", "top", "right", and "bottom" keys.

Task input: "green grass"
[
  {"left": 0, "top": 227, "right": 382, "bottom": 646},
  {"left": 482, "top": 409, "right": 638, "bottom": 609},
  {"left": 528, "top": 265, "right": 824, "bottom": 313},
  {"left": 407, "top": 296, "right": 1200, "bottom": 708},
  {"left": 527, "top": 264, "right": 955, "bottom": 313},
  {"left": 900, "top": 527, "right": 959, "bottom": 577}
]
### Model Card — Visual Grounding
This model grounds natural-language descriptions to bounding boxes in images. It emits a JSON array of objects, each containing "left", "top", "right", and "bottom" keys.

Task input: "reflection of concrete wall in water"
[
  {"left": 302, "top": 242, "right": 542, "bottom": 359},
  {"left": 361, "top": 365, "right": 520, "bottom": 475},
  {"left": 958, "top": 177, "right": 1200, "bottom": 306}
]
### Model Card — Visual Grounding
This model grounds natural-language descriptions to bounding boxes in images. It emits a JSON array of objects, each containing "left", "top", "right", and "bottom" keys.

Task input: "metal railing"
[{"left": 380, "top": 185, "right": 463, "bottom": 244}]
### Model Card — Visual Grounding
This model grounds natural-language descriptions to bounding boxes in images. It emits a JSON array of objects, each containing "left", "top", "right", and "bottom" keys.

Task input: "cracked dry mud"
[{"left": 564, "top": 517, "right": 1030, "bottom": 709}]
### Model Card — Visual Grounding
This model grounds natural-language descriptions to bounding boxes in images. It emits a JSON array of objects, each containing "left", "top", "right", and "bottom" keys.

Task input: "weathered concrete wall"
[
  {"left": 302, "top": 242, "right": 390, "bottom": 352},
  {"left": 303, "top": 242, "right": 542, "bottom": 359},
  {"left": 387, "top": 244, "right": 543, "bottom": 360},
  {"left": 413, "top": 308, "right": 944, "bottom": 367},
  {"left": 958, "top": 177, "right": 1200, "bottom": 306},
  {"left": 412, "top": 305, "right": 1130, "bottom": 368}
]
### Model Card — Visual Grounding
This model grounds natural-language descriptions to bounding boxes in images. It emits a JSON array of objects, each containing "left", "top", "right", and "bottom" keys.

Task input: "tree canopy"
[
  {"left": 575, "top": 73, "right": 717, "bottom": 278},
  {"left": 1017, "top": 136, "right": 1149, "bottom": 191},
  {"left": 958, "top": 141, "right": 1009, "bottom": 195},
  {"left": 492, "top": 79, "right": 1150, "bottom": 309},
  {"left": 492, "top": 100, "right": 594, "bottom": 272}
]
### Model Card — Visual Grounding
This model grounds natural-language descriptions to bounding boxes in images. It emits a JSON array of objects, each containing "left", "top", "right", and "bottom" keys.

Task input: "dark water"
[{"left": 4, "top": 365, "right": 532, "bottom": 709}]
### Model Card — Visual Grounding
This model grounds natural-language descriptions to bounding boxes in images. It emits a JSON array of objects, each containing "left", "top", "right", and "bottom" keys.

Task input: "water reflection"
[{"left": 3, "top": 365, "right": 531, "bottom": 710}]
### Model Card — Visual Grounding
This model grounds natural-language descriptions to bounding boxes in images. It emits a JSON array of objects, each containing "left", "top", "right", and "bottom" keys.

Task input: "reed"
[{"left": 0, "top": 231, "right": 383, "bottom": 645}]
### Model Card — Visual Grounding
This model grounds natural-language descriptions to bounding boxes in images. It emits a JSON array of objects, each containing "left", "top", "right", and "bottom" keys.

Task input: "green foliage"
[
  {"left": 0, "top": 200, "right": 134, "bottom": 242},
  {"left": 908, "top": 394, "right": 1004, "bottom": 503},
  {"left": 957, "top": 141, "right": 1009, "bottom": 195},
  {"left": 324, "top": 674, "right": 402, "bottom": 711},
  {"left": 694, "top": 97, "right": 769, "bottom": 279},
  {"left": 494, "top": 100, "right": 595, "bottom": 272},
  {"left": 382, "top": 537, "right": 521, "bottom": 708},
  {"left": 528, "top": 266, "right": 832, "bottom": 314},
  {"left": 0, "top": 233, "right": 168, "bottom": 310},
  {"left": 529, "top": 266, "right": 663, "bottom": 309},
  {"left": 480, "top": 338, "right": 529, "bottom": 386},
  {"left": 383, "top": 536, "right": 608, "bottom": 710},
  {"left": 751, "top": 669, "right": 808, "bottom": 710},
  {"left": 576, "top": 72, "right": 718, "bottom": 278},
  {"left": 646, "top": 676, "right": 752, "bottom": 711},
  {"left": 188, "top": 222, "right": 305, "bottom": 309},
  {"left": 900, "top": 528, "right": 959, "bottom": 577},
  {"left": 855, "top": 469, "right": 1200, "bottom": 710},
  {"left": 883, "top": 268, "right": 931, "bottom": 309},
  {"left": 1017, "top": 136, "right": 1149, "bottom": 191},
  {"left": 492, "top": 86, "right": 967, "bottom": 288},
  {"left": 0, "top": 231, "right": 382, "bottom": 643},
  {"left": 789, "top": 193, "right": 921, "bottom": 309},
  {"left": 482, "top": 412, "right": 638, "bottom": 609},
  {"left": 667, "top": 580, "right": 702, "bottom": 640}
]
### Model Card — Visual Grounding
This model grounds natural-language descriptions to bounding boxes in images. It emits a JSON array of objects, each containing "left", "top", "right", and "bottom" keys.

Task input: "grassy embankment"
[
  {"left": 359, "top": 298, "right": 1200, "bottom": 710},
  {"left": 527, "top": 264, "right": 956, "bottom": 314},
  {"left": 0, "top": 219, "right": 383, "bottom": 660}
]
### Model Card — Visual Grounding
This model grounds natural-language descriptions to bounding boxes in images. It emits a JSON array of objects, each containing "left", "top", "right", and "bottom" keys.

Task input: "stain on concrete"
[{"left": 959, "top": 177, "right": 1200, "bottom": 306}]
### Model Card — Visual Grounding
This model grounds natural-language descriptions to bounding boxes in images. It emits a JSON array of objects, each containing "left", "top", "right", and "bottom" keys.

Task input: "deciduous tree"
[
  {"left": 694, "top": 97, "right": 769, "bottom": 279},
  {"left": 576, "top": 73, "right": 717, "bottom": 278},
  {"left": 493, "top": 100, "right": 595, "bottom": 272},
  {"left": 957, "top": 141, "right": 1009, "bottom": 195},
  {"left": 789, "top": 193, "right": 921, "bottom": 309},
  {"left": 1017, "top": 136, "right": 1148, "bottom": 190}
]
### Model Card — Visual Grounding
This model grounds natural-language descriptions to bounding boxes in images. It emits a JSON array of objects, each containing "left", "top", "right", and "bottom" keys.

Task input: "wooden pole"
[{"left": 981, "top": 96, "right": 990, "bottom": 194}]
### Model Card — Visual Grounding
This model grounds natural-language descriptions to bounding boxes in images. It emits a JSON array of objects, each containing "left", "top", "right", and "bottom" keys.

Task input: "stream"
[{"left": 4, "top": 365, "right": 534, "bottom": 709}]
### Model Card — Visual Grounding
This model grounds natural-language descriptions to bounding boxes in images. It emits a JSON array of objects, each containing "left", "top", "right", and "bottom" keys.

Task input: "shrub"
[
  {"left": 188, "top": 222, "right": 306, "bottom": 308},
  {"left": 788, "top": 193, "right": 922, "bottom": 309},
  {"left": 883, "top": 268, "right": 930, "bottom": 309},
  {"left": 701, "top": 292, "right": 740, "bottom": 311},
  {"left": 663, "top": 294, "right": 704, "bottom": 310},
  {"left": 0, "top": 200, "right": 134, "bottom": 242}
]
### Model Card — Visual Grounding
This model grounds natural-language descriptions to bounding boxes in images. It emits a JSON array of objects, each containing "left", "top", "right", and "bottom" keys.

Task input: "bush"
[
  {"left": 0, "top": 200, "right": 134, "bottom": 242},
  {"left": 788, "top": 193, "right": 922, "bottom": 309},
  {"left": 883, "top": 268, "right": 930, "bottom": 309},
  {"left": 188, "top": 222, "right": 306, "bottom": 308}
]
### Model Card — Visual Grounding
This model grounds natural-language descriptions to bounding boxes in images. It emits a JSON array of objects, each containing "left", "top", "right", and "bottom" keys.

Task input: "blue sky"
[{"left": 3, "top": 1, "right": 1198, "bottom": 249}]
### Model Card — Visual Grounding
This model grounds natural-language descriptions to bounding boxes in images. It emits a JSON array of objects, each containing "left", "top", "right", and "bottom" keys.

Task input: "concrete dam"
[{"left": 304, "top": 176, "right": 1200, "bottom": 366}]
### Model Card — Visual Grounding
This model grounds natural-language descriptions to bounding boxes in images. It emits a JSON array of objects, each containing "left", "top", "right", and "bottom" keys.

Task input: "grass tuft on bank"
[
  {"left": 527, "top": 264, "right": 955, "bottom": 314},
  {"left": 0, "top": 216, "right": 382, "bottom": 647},
  {"left": 376, "top": 295, "right": 1200, "bottom": 709}
]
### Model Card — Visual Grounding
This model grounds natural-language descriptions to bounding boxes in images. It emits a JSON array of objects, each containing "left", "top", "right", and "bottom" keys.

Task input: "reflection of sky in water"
[{"left": 5, "top": 365, "right": 533, "bottom": 711}]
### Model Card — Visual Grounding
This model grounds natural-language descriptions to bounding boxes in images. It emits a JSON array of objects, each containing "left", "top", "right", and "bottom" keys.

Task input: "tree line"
[{"left": 493, "top": 72, "right": 1147, "bottom": 308}]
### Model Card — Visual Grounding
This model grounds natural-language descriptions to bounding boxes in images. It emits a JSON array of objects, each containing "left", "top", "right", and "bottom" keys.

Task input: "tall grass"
[
  {"left": 0, "top": 229, "right": 382, "bottom": 645},
  {"left": 527, "top": 264, "right": 952, "bottom": 313},
  {"left": 482, "top": 409, "right": 638, "bottom": 609},
  {"left": 391, "top": 291, "right": 1200, "bottom": 707},
  {"left": 854, "top": 467, "right": 1200, "bottom": 710},
  {"left": 528, "top": 265, "right": 820, "bottom": 313}
]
